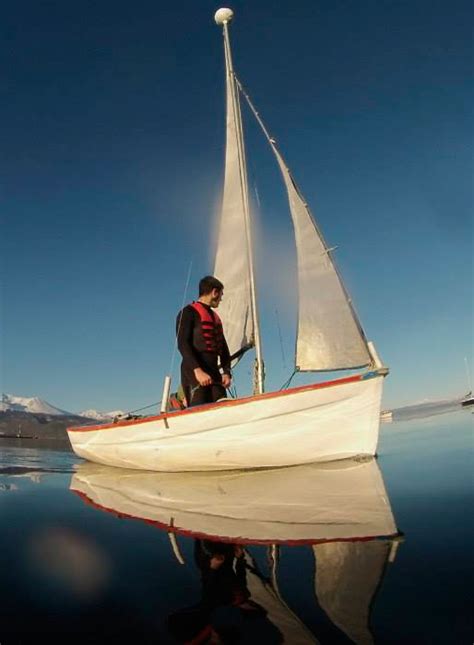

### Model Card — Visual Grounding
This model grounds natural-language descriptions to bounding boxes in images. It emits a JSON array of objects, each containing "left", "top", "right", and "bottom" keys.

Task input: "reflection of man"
[
  {"left": 167, "top": 540, "right": 277, "bottom": 644},
  {"left": 176, "top": 276, "right": 232, "bottom": 407}
]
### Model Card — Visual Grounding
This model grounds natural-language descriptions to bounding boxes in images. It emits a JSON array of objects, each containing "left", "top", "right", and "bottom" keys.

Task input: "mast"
[{"left": 215, "top": 8, "right": 265, "bottom": 394}]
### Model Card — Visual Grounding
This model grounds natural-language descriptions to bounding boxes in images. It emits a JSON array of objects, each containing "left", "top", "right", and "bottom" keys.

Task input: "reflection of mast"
[
  {"left": 246, "top": 547, "right": 318, "bottom": 644},
  {"left": 167, "top": 519, "right": 185, "bottom": 565},
  {"left": 312, "top": 537, "right": 403, "bottom": 645},
  {"left": 268, "top": 544, "right": 280, "bottom": 595}
]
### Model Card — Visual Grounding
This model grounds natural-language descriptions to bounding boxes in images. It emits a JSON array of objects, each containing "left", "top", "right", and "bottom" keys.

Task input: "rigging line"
[
  {"left": 275, "top": 308, "right": 287, "bottom": 368},
  {"left": 117, "top": 400, "right": 161, "bottom": 417},
  {"left": 169, "top": 260, "right": 193, "bottom": 380},
  {"left": 279, "top": 369, "right": 298, "bottom": 391}
]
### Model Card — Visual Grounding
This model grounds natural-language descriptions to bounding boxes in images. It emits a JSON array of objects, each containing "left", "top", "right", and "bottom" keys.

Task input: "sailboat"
[
  {"left": 70, "top": 459, "right": 401, "bottom": 643},
  {"left": 67, "top": 8, "right": 388, "bottom": 471},
  {"left": 461, "top": 358, "right": 473, "bottom": 407}
]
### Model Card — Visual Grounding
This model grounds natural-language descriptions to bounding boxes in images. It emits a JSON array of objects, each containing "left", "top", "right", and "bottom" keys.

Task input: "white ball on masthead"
[{"left": 214, "top": 8, "right": 234, "bottom": 25}]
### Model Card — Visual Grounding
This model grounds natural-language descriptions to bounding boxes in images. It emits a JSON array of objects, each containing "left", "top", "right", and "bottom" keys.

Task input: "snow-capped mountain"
[
  {"left": 1, "top": 394, "right": 126, "bottom": 421},
  {"left": 0, "top": 394, "right": 72, "bottom": 416},
  {"left": 79, "top": 409, "right": 125, "bottom": 421}
]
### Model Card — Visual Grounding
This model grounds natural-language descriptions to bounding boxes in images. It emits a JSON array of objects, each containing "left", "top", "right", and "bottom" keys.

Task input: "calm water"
[{"left": 0, "top": 407, "right": 472, "bottom": 644}]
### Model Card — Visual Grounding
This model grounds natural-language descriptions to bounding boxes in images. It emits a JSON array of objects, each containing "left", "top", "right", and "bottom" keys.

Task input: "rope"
[
  {"left": 279, "top": 369, "right": 298, "bottom": 391},
  {"left": 113, "top": 263, "right": 194, "bottom": 422},
  {"left": 188, "top": 381, "right": 236, "bottom": 405},
  {"left": 116, "top": 381, "right": 237, "bottom": 420},
  {"left": 275, "top": 308, "right": 287, "bottom": 368},
  {"left": 169, "top": 260, "right": 193, "bottom": 379},
  {"left": 115, "top": 401, "right": 161, "bottom": 417}
]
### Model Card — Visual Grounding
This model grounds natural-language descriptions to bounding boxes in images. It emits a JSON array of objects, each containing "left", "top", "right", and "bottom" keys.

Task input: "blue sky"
[{"left": 2, "top": 0, "right": 472, "bottom": 413}]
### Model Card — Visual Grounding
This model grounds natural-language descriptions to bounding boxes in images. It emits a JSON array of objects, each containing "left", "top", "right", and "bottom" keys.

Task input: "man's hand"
[
  {"left": 209, "top": 554, "right": 225, "bottom": 570},
  {"left": 222, "top": 373, "right": 232, "bottom": 389},
  {"left": 194, "top": 367, "right": 212, "bottom": 387}
]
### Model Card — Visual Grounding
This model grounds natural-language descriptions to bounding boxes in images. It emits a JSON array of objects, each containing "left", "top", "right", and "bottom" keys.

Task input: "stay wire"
[
  {"left": 279, "top": 369, "right": 298, "bottom": 391},
  {"left": 126, "top": 401, "right": 161, "bottom": 415},
  {"left": 169, "top": 260, "right": 193, "bottom": 380},
  {"left": 116, "top": 262, "right": 193, "bottom": 420},
  {"left": 275, "top": 308, "right": 287, "bottom": 369}
]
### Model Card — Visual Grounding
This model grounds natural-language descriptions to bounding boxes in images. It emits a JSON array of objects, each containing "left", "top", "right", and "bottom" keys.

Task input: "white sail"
[
  {"left": 236, "top": 80, "right": 372, "bottom": 371},
  {"left": 213, "top": 26, "right": 254, "bottom": 361},
  {"left": 313, "top": 540, "right": 392, "bottom": 645},
  {"left": 270, "top": 146, "right": 372, "bottom": 371}
]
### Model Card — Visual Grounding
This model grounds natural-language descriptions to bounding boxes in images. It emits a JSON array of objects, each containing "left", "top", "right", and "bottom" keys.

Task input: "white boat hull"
[
  {"left": 68, "top": 372, "right": 384, "bottom": 472},
  {"left": 68, "top": 373, "right": 383, "bottom": 472}
]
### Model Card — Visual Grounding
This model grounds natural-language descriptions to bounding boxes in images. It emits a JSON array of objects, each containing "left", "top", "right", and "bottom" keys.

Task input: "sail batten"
[{"left": 236, "top": 79, "right": 372, "bottom": 371}]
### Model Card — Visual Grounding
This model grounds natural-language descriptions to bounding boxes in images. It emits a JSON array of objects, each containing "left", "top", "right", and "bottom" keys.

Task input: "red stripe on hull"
[
  {"left": 68, "top": 372, "right": 376, "bottom": 433},
  {"left": 72, "top": 489, "right": 397, "bottom": 546}
]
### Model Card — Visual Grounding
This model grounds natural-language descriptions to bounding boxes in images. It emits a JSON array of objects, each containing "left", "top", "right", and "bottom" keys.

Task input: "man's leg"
[
  {"left": 183, "top": 383, "right": 225, "bottom": 407},
  {"left": 210, "top": 384, "right": 226, "bottom": 403},
  {"left": 184, "top": 383, "right": 213, "bottom": 407}
]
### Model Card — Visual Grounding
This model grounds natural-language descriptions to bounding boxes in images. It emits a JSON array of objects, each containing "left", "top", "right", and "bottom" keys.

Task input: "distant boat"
[
  {"left": 461, "top": 393, "right": 473, "bottom": 407},
  {"left": 68, "top": 8, "right": 388, "bottom": 472},
  {"left": 461, "top": 358, "right": 473, "bottom": 406},
  {"left": 71, "top": 458, "right": 402, "bottom": 644},
  {"left": 380, "top": 409, "right": 393, "bottom": 422}
]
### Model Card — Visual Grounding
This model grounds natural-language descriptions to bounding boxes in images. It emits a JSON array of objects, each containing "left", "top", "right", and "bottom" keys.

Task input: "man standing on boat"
[{"left": 176, "top": 276, "right": 232, "bottom": 407}]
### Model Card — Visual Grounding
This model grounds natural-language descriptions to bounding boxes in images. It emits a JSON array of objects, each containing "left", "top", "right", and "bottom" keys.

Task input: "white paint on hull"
[{"left": 68, "top": 374, "right": 383, "bottom": 472}]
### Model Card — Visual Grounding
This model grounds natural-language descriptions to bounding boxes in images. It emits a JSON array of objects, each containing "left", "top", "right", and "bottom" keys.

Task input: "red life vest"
[{"left": 190, "top": 301, "right": 224, "bottom": 354}]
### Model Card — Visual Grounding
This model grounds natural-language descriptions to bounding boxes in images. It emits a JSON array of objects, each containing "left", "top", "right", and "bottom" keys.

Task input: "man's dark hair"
[{"left": 199, "top": 275, "right": 224, "bottom": 296}]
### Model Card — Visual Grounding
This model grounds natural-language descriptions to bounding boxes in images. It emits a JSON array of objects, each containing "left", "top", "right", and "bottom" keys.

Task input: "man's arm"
[
  {"left": 220, "top": 337, "right": 232, "bottom": 389},
  {"left": 220, "top": 335, "right": 231, "bottom": 375},
  {"left": 176, "top": 307, "right": 200, "bottom": 371}
]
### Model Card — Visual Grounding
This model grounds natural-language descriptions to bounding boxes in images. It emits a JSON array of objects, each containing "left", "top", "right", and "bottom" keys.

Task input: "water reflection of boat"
[
  {"left": 461, "top": 393, "right": 473, "bottom": 407},
  {"left": 71, "top": 459, "right": 401, "bottom": 643},
  {"left": 380, "top": 409, "right": 393, "bottom": 423},
  {"left": 461, "top": 358, "right": 473, "bottom": 407},
  {"left": 71, "top": 458, "right": 398, "bottom": 545}
]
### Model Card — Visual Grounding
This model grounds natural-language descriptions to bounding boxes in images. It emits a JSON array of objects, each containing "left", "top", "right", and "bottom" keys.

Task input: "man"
[{"left": 176, "top": 275, "right": 232, "bottom": 407}]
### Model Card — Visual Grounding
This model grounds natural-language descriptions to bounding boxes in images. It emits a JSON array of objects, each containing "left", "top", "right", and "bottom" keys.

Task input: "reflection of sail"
[
  {"left": 70, "top": 458, "right": 397, "bottom": 544},
  {"left": 314, "top": 540, "right": 391, "bottom": 645}
]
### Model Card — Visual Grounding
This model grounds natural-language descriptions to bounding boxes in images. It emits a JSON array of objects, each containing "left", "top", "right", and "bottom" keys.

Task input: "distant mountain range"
[{"left": 0, "top": 394, "right": 124, "bottom": 421}]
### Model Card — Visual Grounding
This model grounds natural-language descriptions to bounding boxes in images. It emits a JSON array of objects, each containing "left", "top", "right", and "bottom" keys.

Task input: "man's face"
[{"left": 210, "top": 288, "right": 223, "bottom": 308}]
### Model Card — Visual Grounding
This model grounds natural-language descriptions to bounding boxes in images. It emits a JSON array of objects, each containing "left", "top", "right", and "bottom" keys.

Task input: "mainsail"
[
  {"left": 237, "top": 82, "right": 373, "bottom": 372},
  {"left": 213, "top": 18, "right": 255, "bottom": 363}
]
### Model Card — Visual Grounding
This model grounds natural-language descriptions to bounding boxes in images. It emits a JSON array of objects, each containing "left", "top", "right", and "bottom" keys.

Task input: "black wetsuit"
[{"left": 176, "top": 303, "right": 231, "bottom": 407}]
